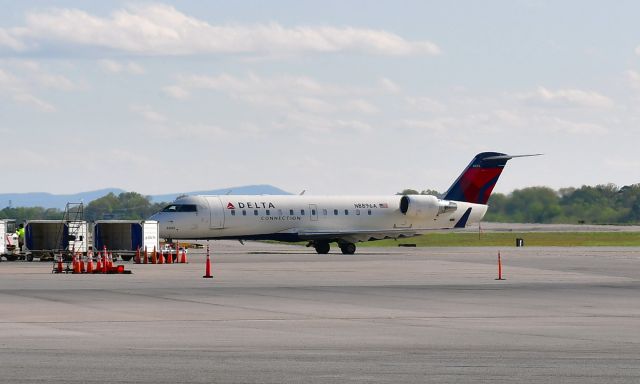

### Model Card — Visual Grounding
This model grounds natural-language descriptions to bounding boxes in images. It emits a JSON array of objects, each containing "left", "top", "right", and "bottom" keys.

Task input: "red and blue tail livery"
[{"left": 443, "top": 152, "right": 540, "bottom": 205}]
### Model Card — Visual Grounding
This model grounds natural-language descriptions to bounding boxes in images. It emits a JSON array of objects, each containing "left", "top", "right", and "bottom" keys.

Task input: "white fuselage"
[{"left": 150, "top": 194, "right": 487, "bottom": 243}]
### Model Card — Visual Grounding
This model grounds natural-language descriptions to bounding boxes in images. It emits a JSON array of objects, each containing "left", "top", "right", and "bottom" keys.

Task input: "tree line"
[
  {"left": 0, "top": 192, "right": 167, "bottom": 223},
  {"left": 398, "top": 183, "right": 640, "bottom": 224},
  {"left": 2, "top": 184, "right": 640, "bottom": 224}
]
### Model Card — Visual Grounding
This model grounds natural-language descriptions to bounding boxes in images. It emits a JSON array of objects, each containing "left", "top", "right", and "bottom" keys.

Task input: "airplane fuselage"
[
  {"left": 151, "top": 194, "right": 487, "bottom": 243},
  {"left": 149, "top": 152, "right": 532, "bottom": 254}
]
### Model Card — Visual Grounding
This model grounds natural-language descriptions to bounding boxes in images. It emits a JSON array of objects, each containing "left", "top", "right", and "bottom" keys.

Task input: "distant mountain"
[
  {"left": 0, "top": 185, "right": 291, "bottom": 209},
  {"left": 0, "top": 188, "right": 126, "bottom": 210}
]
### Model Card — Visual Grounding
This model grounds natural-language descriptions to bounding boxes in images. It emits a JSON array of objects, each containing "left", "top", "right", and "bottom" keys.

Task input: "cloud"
[
  {"left": 169, "top": 72, "right": 385, "bottom": 118},
  {"left": 0, "top": 67, "right": 60, "bottom": 111},
  {"left": 5, "top": 4, "right": 439, "bottom": 57},
  {"left": 137, "top": 121, "right": 230, "bottom": 141},
  {"left": 130, "top": 104, "right": 167, "bottom": 123},
  {"left": 626, "top": 70, "right": 640, "bottom": 90},
  {"left": 172, "top": 72, "right": 396, "bottom": 100},
  {"left": 163, "top": 85, "right": 190, "bottom": 100},
  {"left": 0, "top": 68, "right": 20, "bottom": 89},
  {"left": 520, "top": 86, "right": 614, "bottom": 109},
  {"left": 544, "top": 117, "right": 608, "bottom": 135},
  {"left": 400, "top": 105, "right": 608, "bottom": 138},
  {"left": 379, "top": 77, "right": 401, "bottom": 93},
  {"left": 99, "top": 60, "right": 145, "bottom": 75},
  {"left": 295, "top": 97, "right": 334, "bottom": 114},
  {"left": 35, "top": 73, "right": 78, "bottom": 91},
  {"left": 178, "top": 72, "right": 362, "bottom": 96},
  {"left": 0, "top": 61, "right": 79, "bottom": 91},
  {"left": 275, "top": 111, "right": 373, "bottom": 135},
  {"left": 0, "top": 28, "right": 26, "bottom": 51},
  {"left": 344, "top": 99, "right": 378, "bottom": 114},
  {"left": 405, "top": 96, "right": 447, "bottom": 113},
  {"left": 12, "top": 93, "right": 56, "bottom": 112}
]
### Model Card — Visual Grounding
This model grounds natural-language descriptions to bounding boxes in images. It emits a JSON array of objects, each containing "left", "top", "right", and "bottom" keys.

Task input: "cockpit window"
[{"left": 161, "top": 204, "right": 197, "bottom": 212}]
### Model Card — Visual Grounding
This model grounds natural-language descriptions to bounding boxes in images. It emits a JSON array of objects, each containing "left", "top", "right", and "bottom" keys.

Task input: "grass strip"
[{"left": 358, "top": 232, "right": 640, "bottom": 247}]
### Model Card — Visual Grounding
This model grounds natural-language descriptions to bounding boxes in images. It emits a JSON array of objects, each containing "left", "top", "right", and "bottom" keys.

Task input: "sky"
[{"left": 1, "top": 0, "right": 639, "bottom": 196}]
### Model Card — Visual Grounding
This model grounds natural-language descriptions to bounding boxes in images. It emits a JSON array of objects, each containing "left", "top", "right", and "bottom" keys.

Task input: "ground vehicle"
[
  {"left": 0, "top": 219, "right": 20, "bottom": 261},
  {"left": 158, "top": 242, "right": 187, "bottom": 263},
  {"left": 24, "top": 220, "right": 90, "bottom": 261},
  {"left": 93, "top": 220, "right": 159, "bottom": 261}
]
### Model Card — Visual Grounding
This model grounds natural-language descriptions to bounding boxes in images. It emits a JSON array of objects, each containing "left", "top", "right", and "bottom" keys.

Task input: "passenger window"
[
  {"left": 322, "top": 209, "right": 327, "bottom": 215},
  {"left": 254, "top": 210, "right": 258, "bottom": 216},
  {"left": 242, "top": 210, "right": 247, "bottom": 216},
  {"left": 334, "top": 209, "right": 338, "bottom": 215},
  {"left": 312, "top": 209, "right": 316, "bottom": 215},
  {"left": 266, "top": 209, "right": 271, "bottom": 216},
  {"left": 368, "top": 209, "right": 372, "bottom": 215},
  {"left": 356, "top": 209, "right": 360, "bottom": 215},
  {"left": 278, "top": 209, "right": 283, "bottom": 216},
  {"left": 290, "top": 209, "right": 294, "bottom": 215},
  {"left": 301, "top": 209, "right": 305, "bottom": 215},
  {"left": 344, "top": 209, "right": 349, "bottom": 215},
  {"left": 231, "top": 210, "right": 236, "bottom": 216}
]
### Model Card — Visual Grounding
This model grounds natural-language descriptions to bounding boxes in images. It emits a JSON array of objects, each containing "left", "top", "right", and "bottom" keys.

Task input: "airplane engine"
[
  {"left": 399, "top": 195, "right": 439, "bottom": 218},
  {"left": 400, "top": 195, "right": 458, "bottom": 218}
]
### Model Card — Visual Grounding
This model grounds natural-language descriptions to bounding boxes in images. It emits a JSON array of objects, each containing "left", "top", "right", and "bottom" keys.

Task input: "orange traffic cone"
[
  {"left": 166, "top": 248, "right": 173, "bottom": 264},
  {"left": 158, "top": 251, "right": 165, "bottom": 264},
  {"left": 56, "top": 254, "right": 63, "bottom": 273},
  {"left": 135, "top": 247, "right": 141, "bottom": 264},
  {"left": 108, "top": 253, "right": 113, "bottom": 270},
  {"left": 72, "top": 253, "right": 80, "bottom": 274},
  {"left": 87, "top": 250, "right": 94, "bottom": 273},
  {"left": 180, "top": 249, "right": 188, "bottom": 264},
  {"left": 102, "top": 247, "right": 107, "bottom": 273},
  {"left": 495, "top": 251, "right": 505, "bottom": 281},
  {"left": 151, "top": 246, "right": 157, "bottom": 264},
  {"left": 143, "top": 246, "right": 148, "bottom": 264},
  {"left": 96, "top": 253, "right": 103, "bottom": 272},
  {"left": 203, "top": 243, "right": 213, "bottom": 279},
  {"left": 79, "top": 252, "right": 85, "bottom": 273}
]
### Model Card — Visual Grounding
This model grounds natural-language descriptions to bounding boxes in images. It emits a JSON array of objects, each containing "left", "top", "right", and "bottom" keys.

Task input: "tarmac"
[{"left": 1, "top": 241, "right": 639, "bottom": 383}]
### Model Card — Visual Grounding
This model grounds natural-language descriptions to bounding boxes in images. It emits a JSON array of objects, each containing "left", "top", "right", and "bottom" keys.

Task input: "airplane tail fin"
[{"left": 443, "top": 152, "right": 540, "bottom": 204}]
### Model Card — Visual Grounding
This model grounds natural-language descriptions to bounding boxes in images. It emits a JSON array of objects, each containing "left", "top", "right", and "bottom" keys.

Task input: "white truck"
[
  {"left": 24, "top": 220, "right": 90, "bottom": 261},
  {"left": 93, "top": 220, "right": 159, "bottom": 261},
  {"left": 0, "top": 219, "right": 20, "bottom": 261}
]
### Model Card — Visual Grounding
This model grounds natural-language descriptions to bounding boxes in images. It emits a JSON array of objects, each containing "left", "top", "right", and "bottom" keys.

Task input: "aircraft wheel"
[
  {"left": 340, "top": 243, "right": 356, "bottom": 255},
  {"left": 314, "top": 242, "right": 330, "bottom": 254}
]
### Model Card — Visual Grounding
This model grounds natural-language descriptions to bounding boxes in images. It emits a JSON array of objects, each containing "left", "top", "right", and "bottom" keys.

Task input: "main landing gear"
[
  {"left": 339, "top": 242, "right": 356, "bottom": 255},
  {"left": 311, "top": 241, "right": 357, "bottom": 255},
  {"left": 313, "top": 242, "right": 330, "bottom": 254}
]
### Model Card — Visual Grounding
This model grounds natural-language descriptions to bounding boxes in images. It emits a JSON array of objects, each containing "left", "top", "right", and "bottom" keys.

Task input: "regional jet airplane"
[{"left": 150, "top": 152, "right": 535, "bottom": 254}]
